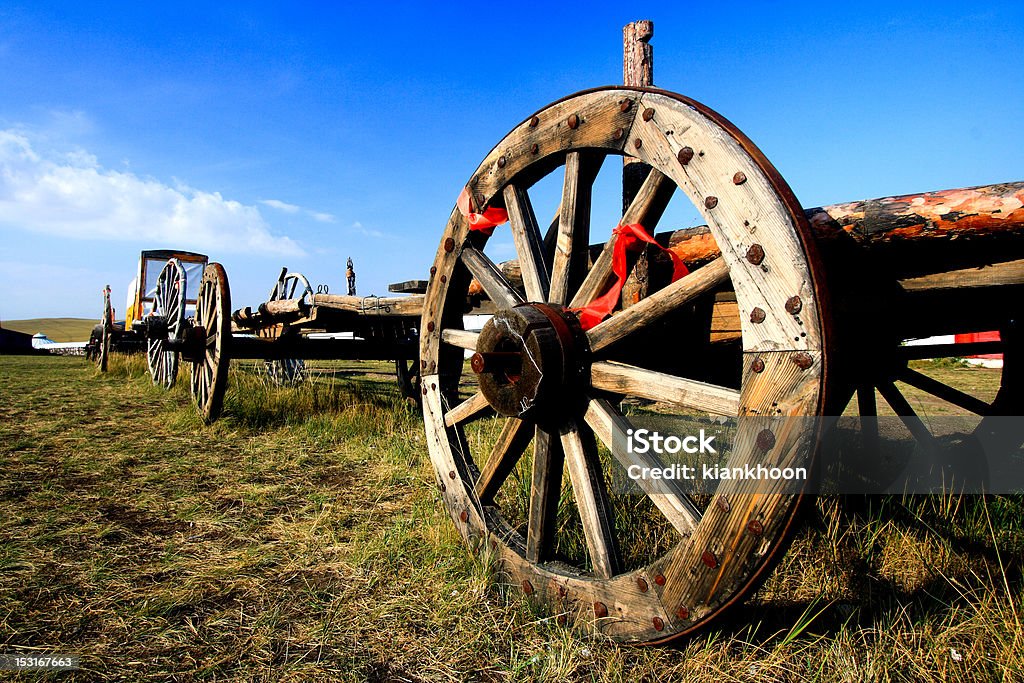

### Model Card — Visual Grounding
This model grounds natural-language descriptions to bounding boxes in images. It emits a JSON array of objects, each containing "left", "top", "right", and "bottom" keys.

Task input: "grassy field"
[
  {"left": 0, "top": 354, "right": 1021, "bottom": 681},
  {"left": 2, "top": 318, "right": 97, "bottom": 342}
]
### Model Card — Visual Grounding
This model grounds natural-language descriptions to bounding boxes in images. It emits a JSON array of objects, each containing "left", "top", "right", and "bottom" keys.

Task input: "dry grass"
[{"left": 0, "top": 354, "right": 1021, "bottom": 681}]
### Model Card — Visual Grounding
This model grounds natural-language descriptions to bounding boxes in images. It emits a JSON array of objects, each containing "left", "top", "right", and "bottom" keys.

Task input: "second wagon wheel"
[
  {"left": 260, "top": 270, "right": 309, "bottom": 385},
  {"left": 191, "top": 263, "right": 231, "bottom": 423},
  {"left": 420, "top": 87, "right": 831, "bottom": 643},
  {"left": 147, "top": 258, "right": 187, "bottom": 389}
]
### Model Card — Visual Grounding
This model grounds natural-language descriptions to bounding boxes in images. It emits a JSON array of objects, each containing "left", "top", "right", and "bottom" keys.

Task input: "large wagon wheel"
[
  {"left": 191, "top": 263, "right": 231, "bottom": 423},
  {"left": 420, "top": 87, "right": 830, "bottom": 643},
  {"left": 97, "top": 285, "right": 113, "bottom": 372},
  {"left": 260, "top": 270, "right": 309, "bottom": 385},
  {"left": 147, "top": 258, "right": 187, "bottom": 389}
]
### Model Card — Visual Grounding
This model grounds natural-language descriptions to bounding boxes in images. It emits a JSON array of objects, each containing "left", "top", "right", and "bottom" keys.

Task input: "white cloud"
[
  {"left": 350, "top": 221, "right": 388, "bottom": 239},
  {"left": 259, "top": 198, "right": 301, "bottom": 213},
  {"left": 260, "top": 198, "right": 335, "bottom": 223},
  {"left": 0, "top": 129, "right": 304, "bottom": 256}
]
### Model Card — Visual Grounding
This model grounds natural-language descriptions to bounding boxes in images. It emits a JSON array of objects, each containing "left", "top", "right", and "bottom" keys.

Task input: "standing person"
[{"left": 346, "top": 257, "right": 356, "bottom": 296}]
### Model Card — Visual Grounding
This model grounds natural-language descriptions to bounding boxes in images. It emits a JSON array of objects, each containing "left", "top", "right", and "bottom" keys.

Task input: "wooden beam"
[
  {"left": 590, "top": 360, "right": 740, "bottom": 415},
  {"left": 440, "top": 328, "right": 479, "bottom": 351},
  {"left": 569, "top": 169, "right": 676, "bottom": 309},
  {"left": 587, "top": 257, "right": 729, "bottom": 352},
  {"left": 525, "top": 427, "right": 565, "bottom": 563},
  {"left": 460, "top": 245, "right": 524, "bottom": 310},
  {"left": 583, "top": 397, "right": 701, "bottom": 535},
  {"left": 474, "top": 418, "right": 533, "bottom": 503},
  {"left": 560, "top": 420, "right": 621, "bottom": 578},
  {"left": 504, "top": 184, "right": 550, "bottom": 303},
  {"left": 444, "top": 390, "right": 492, "bottom": 427}
]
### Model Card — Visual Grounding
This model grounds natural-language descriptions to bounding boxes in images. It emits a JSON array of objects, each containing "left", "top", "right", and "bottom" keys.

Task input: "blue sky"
[{"left": 1, "top": 2, "right": 1021, "bottom": 321}]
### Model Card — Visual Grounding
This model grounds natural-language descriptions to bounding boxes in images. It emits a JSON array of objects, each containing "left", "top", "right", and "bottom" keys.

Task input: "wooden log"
[
  {"left": 311, "top": 293, "right": 424, "bottom": 317},
  {"left": 472, "top": 181, "right": 1024, "bottom": 299}
]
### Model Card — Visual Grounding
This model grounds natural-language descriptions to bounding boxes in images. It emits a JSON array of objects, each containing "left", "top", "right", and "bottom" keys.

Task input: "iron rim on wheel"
[
  {"left": 191, "top": 263, "right": 231, "bottom": 424},
  {"left": 419, "top": 86, "right": 831, "bottom": 643}
]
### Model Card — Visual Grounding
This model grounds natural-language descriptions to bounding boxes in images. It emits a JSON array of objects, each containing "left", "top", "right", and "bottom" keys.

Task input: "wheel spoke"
[
  {"left": 441, "top": 329, "right": 479, "bottom": 351},
  {"left": 583, "top": 397, "right": 701, "bottom": 535},
  {"left": 898, "top": 367, "right": 991, "bottom": 415},
  {"left": 857, "top": 384, "right": 881, "bottom": 453},
  {"left": 503, "top": 184, "right": 550, "bottom": 302},
  {"left": 444, "top": 390, "right": 492, "bottom": 427},
  {"left": 587, "top": 257, "right": 729, "bottom": 353},
  {"left": 590, "top": 360, "right": 740, "bottom": 415},
  {"left": 560, "top": 420, "right": 621, "bottom": 578},
  {"left": 525, "top": 426, "right": 565, "bottom": 563},
  {"left": 876, "top": 381, "right": 936, "bottom": 445},
  {"left": 570, "top": 168, "right": 676, "bottom": 309},
  {"left": 461, "top": 245, "right": 525, "bottom": 310},
  {"left": 474, "top": 417, "right": 534, "bottom": 503},
  {"left": 549, "top": 152, "right": 602, "bottom": 306}
]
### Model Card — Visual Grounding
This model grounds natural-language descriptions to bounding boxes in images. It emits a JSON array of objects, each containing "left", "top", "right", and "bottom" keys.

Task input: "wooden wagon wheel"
[
  {"left": 97, "top": 285, "right": 113, "bottom": 372},
  {"left": 260, "top": 271, "right": 309, "bottom": 385},
  {"left": 420, "top": 87, "right": 831, "bottom": 643},
  {"left": 191, "top": 263, "right": 231, "bottom": 423},
  {"left": 147, "top": 258, "right": 187, "bottom": 389}
]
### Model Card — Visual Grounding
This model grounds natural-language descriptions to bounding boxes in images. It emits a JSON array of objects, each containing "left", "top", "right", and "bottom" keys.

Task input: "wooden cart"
[{"left": 105, "top": 22, "right": 1023, "bottom": 644}]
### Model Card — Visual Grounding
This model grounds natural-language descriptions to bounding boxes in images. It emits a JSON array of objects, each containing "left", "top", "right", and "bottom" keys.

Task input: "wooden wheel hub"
[{"left": 472, "top": 303, "right": 586, "bottom": 421}]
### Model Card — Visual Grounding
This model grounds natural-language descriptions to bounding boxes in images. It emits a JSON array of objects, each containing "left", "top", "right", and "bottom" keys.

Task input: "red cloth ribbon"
[
  {"left": 457, "top": 187, "right": 508, "bottom": 236},
  {"left": 573, "top": 224, "right": 689, "bottom": 330}
]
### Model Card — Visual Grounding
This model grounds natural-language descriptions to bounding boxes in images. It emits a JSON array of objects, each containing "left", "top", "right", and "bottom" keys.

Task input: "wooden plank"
[
  {"left": 444, "top": 390, "right": 492, "bottom": 427},
  {"left": 504, "top": 183, "right": 550, "bottom": 302},
  {"left": 474, "top": 417, "right": 533, "bottom": 503},
  {"left": 526, "top": 427, "right": 565, "bottom": 563},
  {"left": 569, "top": 169, "right": 677, "bottom": 309},
  {"left": 460, "top": 245, "right": 525, "bottom": 310},
  {"left": 560, "top": 420, "right": 621, "bottom": 579},
  {"left": 440, "top": 328, "right": 479, "bottom": 351},
  {"left": 899, "top": 258, "right": 1024, "bottom": 292},
  {"left": 312, "top": 293, "right": 423, "bottom": 317},
  {"left": 583, "top": 398, "right": 701, "bottom": 535},
  {"left": 587, "top": 257, "right": 729, "bottom": 353},
  {"left": 549, "top": 152, "right": 602, "bottom": 305},
  {"left": 388, "top": 279, "right": 428, "bottom": 294},
  {"left": 590, "top": 360, "right": 741, "bottom": 415}
]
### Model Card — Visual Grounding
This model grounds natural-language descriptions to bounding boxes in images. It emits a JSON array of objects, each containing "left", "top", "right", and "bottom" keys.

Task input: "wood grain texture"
[
  {"left": 444, "top": 390, "right": 492, "bottom": 427},
  {"left": 504, "top": 183, "right": 550, "bottom": 302},
  {"left": 587, "top": 258, "right": 729, "bottom": 353},
  {"left": 583, "top": 398, "right": 701, "bottom": 536},
  {"left": 460, "top": 245, "right": 524, "bottom": 310},
  {"left": 560, "top": 420, "right": 621, "bottom": 579},
  {"left": 570, "top": 169, "right": 677, "bottom": 309},
  {"left": 590, "top": 360, "right": 740, "bottom": 415},
  {"left": 474, "top": 417, "right": 533, "bottom": 503}
]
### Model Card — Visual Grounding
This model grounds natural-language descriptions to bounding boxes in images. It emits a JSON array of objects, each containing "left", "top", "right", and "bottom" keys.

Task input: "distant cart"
[{"left": 88, "top": 249, "right": 208, "bottom": 380}]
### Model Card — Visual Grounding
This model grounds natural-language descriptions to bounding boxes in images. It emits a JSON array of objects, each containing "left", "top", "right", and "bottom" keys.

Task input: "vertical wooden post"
[
  {"left": 621, "top": 20, "right": 657, "bottom": 308},
  {"left": 622, "top": 20, "right": 654, "bottom": 211}
]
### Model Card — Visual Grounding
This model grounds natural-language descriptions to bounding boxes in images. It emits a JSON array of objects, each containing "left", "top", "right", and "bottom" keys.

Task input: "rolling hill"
[{"left": 2, "top": 318, "right": 97, "bottom": 342}]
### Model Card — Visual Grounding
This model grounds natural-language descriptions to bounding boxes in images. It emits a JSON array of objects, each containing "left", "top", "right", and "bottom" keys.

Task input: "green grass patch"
[{"left": 0, "top": 354, "right": 1021, "bottom": 681}]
